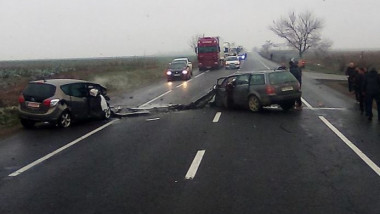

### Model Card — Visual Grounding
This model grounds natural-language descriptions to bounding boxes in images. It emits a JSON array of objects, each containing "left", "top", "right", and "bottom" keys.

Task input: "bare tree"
[
  {"left": 188, "top": 34, "right": 204, "bottom": 53},
  {"left": 270, "top": 11, "right": 323, "bottom": 58}
]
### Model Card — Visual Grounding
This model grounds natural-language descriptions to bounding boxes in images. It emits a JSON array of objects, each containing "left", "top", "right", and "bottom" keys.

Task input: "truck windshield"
[{"left": 198, "top": 46, "right": 218, "bottom": 53}]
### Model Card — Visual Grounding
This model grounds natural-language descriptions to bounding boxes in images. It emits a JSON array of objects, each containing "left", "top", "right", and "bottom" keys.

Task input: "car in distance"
[
  {"left": 166, "top": 62, "right": 192, "bottom": 81},
  {"left": 18, "top": 79, "right": 111, "bottom": 128},
  {"left": 172, "top": 57, "right": 193, "bottom": 71},
  {"left": 214, "top": 70, "right": 301, "bottom": 111},
  {"left": 225, "top": 56, "right": 240, "bottom": 69}
]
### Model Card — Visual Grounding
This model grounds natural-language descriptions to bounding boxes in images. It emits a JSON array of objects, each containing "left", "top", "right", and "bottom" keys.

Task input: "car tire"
[
  {"left": 57, "top": 111, "right": 71, "bottom": 128},
  {"left": 103, "top": 106, "right": 111, "bottom": 119},
  {"left": 20, "top": 119, "right": 35, "bottom": 129},
  {"left": 248, "top": 95, "right": 261, "bottom": 112},
  {"left": 280, "top": 101, "right": 295, "bottom": 111}
]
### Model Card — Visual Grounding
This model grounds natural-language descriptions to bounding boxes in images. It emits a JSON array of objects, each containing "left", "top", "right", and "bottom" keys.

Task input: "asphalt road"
[{"left": 0, "top": 53, "right": 379, "bottom": 214}]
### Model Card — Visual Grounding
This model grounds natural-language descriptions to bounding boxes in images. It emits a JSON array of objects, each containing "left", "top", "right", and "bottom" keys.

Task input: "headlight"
[
  {"left": 182, "top": 70, "right": 188, "bottom": 74},
  {"left": 166, "top": 71, "right": 172, "bottom": 75}
]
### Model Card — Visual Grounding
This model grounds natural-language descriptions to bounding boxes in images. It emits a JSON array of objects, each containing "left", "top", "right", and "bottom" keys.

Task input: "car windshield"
[
  {"left": 173, "top": 59, "right": 186, "bottom": 64},
  {"left": 268, "top": 72, "right": 298, "bottom": 85},
  {"left": 198, "top": 46, "right": 218, "bottom": 53},
  {"left": 169, "top": 62, "right": 186, "bottom": 69},
  {"left": 226, "top": 57, "right": 238, "bottom": 61}
]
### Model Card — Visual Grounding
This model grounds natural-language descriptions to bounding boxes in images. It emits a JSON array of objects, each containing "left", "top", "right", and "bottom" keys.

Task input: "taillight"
[
  {"left": 266, "top": 85, "right": 276, "bottom": 95},
  {"left": 18, "top": 95, "right": 25, "bottom": 103},
  {"left": 43, "top": 98, "right": 60, "bottom": 107}
]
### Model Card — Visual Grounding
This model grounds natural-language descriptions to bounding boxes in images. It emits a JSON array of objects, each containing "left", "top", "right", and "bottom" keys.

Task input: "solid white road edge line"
[
  {"left": 146, "top": 118, "right": 160, "bottom": 121},
  {"left": 139, "top": 90, "right": 172, "bottom": 107},
  {"left": 194, "top": 73, "right": 205, "bottom": 78},
  {"left": 213, "top": 112, "right": 222, "bottom": 123},
  {"left": 9, "top": 119, "right": 119, "bottom": 177},
  {"left": 256, "top": 56, "right": 270, "bottom": 69},
  {"left": 301, "top": 97, "right": 314, "bottom": 109},
  {"left": 185, "top": 150, "right": 206, "bottom": 180},
  {"left": 319, "top": 116, "right": 380, "bottom": 177}
]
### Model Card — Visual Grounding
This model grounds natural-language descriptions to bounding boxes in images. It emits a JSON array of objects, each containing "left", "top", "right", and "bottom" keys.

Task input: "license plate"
[
  {"left": 281, "top": 86, "right": 293, "bottom": 91},
  {"left": 27, "top": 102, "right": 40, "bottom": 108},
  {"left": 174, "top": 74, "right": 181, "bottom": 76}
]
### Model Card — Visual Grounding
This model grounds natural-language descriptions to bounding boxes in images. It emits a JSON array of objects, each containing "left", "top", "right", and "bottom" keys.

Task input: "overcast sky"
[{"left": 1, "top": 0, "right": 380, "bottom": 60}]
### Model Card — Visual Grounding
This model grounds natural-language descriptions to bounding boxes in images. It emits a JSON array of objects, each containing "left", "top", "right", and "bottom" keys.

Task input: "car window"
[
  {"left": 23, "top": 83, "right": 56, "bottom": 102},
  {"left": 250, "top": 74, "right": 265, "bottom": 85},
  {"left": 268, "top": 72, "right": 298, "bottom": 85},
  {"left": 221, "top": 76, "right": 236, "bottom": 88},
  {"left": 235, "top": 75, "right": 249, "bottom": 85},
  {"left": 69, "top": 83, "right": 88, "bottom": 97},
  {"left": 60, "top": 84, "right": 71, "bottom": 96}
]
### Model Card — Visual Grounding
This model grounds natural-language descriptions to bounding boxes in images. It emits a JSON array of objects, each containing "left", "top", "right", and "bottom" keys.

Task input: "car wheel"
[
  {"left": 248, "top": 95, "right": 261, "bottom": 112},
  {"left": 103, "top": 107, "right": 111, "bottom": 119},
  {"left": 20, "top": 119, "right": 35, "bottom": 129},
  {"left": 280, "top": 101, "right": 295, "bottom": 111},
  {"left": 58, "top": 111, "right": 71, "bottom": 128}
]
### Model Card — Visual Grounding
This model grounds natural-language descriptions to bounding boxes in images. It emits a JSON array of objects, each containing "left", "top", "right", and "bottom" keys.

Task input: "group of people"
[{"left": 346, "top": 62, "right": 380, "bottom": 121}]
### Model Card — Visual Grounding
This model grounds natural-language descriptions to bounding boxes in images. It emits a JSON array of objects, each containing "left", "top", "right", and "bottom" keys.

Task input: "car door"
[
  {"left": 249, "top": 73, "right": 266, "bottom": 99},
  {"left": 215, "top": 76, "right": 236, "bottom": 107},
  {"left": 67, "top": 83, "right": 89, "bottom": 119},
  {"left": 232, "top": 74, "right": 250, "bottom": 106}
]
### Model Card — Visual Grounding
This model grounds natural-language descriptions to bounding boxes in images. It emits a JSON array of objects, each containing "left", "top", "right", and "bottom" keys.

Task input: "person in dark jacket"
[
  {"left": 354, "top": 67, "right": 366, "bottom": 114},
  {"left": 363, "top": 68, "right": 380, "bottom": 121},
  {"left": 289, "top": 60, "right": 302, "bottom": 107},
  {"left": 345, "top": 62, "right": 357, "bottom": 92}
]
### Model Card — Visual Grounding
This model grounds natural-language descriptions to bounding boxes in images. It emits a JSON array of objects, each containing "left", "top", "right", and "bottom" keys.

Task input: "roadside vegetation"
[
  {"left": 0, "top": 55, "right": 196, "bottom": 132},
  {"left": 260, "top": 49, "right": 380, "bottom": 75}
]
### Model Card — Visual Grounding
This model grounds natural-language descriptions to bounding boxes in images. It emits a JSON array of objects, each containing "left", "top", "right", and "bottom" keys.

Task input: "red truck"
[{"left": 196, "top": 37, "right": 223, "bottom": 71}]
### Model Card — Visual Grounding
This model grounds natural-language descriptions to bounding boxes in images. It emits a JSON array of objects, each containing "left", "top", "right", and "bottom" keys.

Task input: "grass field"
[{"left": 0, "top": 55, "right": 197, "bottom": 131}]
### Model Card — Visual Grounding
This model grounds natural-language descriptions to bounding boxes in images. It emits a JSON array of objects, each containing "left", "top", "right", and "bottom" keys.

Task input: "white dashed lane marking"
[
  {"left": 185, "top": 150, "right": 206, "bottom": 180},
  {"left": 212, "top": 112, "right": 222, "bottom": 123}
]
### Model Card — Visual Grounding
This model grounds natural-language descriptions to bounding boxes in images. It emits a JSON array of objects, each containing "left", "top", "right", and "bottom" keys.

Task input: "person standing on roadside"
[
  {"left": 289, "top": 60, "right": 302, "bottom": 107},
  {"left": 354, "top": 67, "right": 366, "bottom": 114},
  {"left": 345, "top": 62, "right": 357, "bottom": 92},
  {"left": 363, "top": 68, "right": 380, "bottom": 121}
]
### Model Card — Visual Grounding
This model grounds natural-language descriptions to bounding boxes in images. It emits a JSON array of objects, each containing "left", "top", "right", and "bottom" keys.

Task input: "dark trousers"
[{"left": 365, "top": 93, "right": 380, "bottom": 119}]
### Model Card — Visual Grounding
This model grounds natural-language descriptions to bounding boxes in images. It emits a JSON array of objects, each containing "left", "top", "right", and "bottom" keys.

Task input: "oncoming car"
[
  {"left": 225, "top": 56, "right": 240, "bottom": 69},
  {"left": 18, "top": 79, "right": 111, "bottom": 128},
  {"left": 166, "top": 62, "right": 192, "bottom": 81},
  {"left": 214, "top": 70, "right": 302, "bottom": 111}
]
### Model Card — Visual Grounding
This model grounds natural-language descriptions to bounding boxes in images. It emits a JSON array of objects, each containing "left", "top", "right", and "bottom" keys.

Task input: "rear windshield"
[
  {"left": 268, "top": 72, "right": 297, "bottom": 85},
  {"left": 23, "top": 83, "right": 56, "bottom": 101}
]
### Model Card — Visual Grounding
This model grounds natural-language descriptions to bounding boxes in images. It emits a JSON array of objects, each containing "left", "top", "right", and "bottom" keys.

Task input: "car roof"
[
  {"left": 28, "top": 79, "right": 104, "bottom": 87},
  {"left": 172, "top": 58, "right": 189, "bottom": 61},
  {"left": 219, "top": 70, "right": 284, "bottom": 80},
  {"left": 235, "top": 70, "right": 282, "bottom": 75}
]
